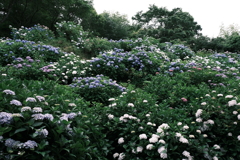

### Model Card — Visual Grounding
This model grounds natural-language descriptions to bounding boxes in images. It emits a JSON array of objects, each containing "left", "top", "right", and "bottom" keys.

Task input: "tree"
[
  {"left": 132, "top": 5, "right": 202, "bottom": 42},
  {"left": 218, "top": 23, "right": 240, "bottom": 38},
  {"left": 0, "top": 0, "right": 95, "bottom": 37},
  {"left": 92, "top": 11, "right": 131, "bottom": 40}
]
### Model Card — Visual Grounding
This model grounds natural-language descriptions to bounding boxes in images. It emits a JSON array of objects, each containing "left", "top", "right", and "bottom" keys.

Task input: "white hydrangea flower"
[
  {"left": 207, "top": 119, "right": 214, "bottom": 125},
  {"left": 238, "top": 114, "right": 240, "bottom": 120},
  {"left": 213, "top": 144, "right": 220, "bottom": 149},
  {"left": 108, "top": 98, "right": 115, "bottom": 101},
  {"left": 237, "top": 135, "right": 240, "bottom": 141},
  {"left": 201, "top": 102, "right": 207, "bottom": 105},
  {"left": 127, "top": 103, "right": 134, "bottom": 107},
  {"left": 233, "top": 111, "right": 238, "bottom": 115},
  {"left": 213, "top": 156, "right": 218, "bottom": 160},
  {"left": 182, "top": 150, "right": 191, "bottom": 157},
  {"left": 225, "top": 95, "right": 233, "bottom": 98},
  {"left": 113, "top": 153, "right": 119, "bottom": 158},
  {"left": 146, "top": 144, "right": 154, "bottom": 150},
  {"left": 196, "top": 118, "right": 202, "bottom": 122},
  {"left": 195, "top": 109, "right": 203, "bottom": 118},
  {"left": 159, "top": 139, "right": 166, "bottom": 144},
  {"left": 72, "top": 71, "right": 77, "bottom": 74},
  {"left": 228, "top": 100, "right": 237, "bottom": 106},
  {"left": 183, "top": 125, "right": 189, "bottom": 130},
  {"left": 139, "top": 134, "right": 147, "bottom": 140},
  {"left": 118, "top": 153, "right": 125, "bottom": 160},
  {"left": 189, "top": 135, "right": 195, "bottom": 138},
  {"left": 118, "top": 137, "right": 124, "bottom": 144},
  {"left": 177, "top": 122, "right": 182, "bottom": 126},
  {"left": 136, "top": 146, "right": 143, "bottom": 152},
  {"left": 196, "top": 130, "right": 201, "bottom": 134},
  {"left": 149, "top": 137, "right": 158, "bottom": 143},
  {"left": 159, "top": 123, "right": 170, "bottom": 129},
  {"left": 179, "top": 136, "right": 189, "bottom": 143},
  {"left": 158, "top": 146, "right": 167, "bottom": 159},
  {"left": 175, "top": 133, "right": 182, "bottom": 137},
  {"left": 108, "top": 114, "right": 114, "bottom": 120}
]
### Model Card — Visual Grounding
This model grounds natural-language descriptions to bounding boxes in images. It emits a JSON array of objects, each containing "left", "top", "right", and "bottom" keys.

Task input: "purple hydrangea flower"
[
  {"left": 3, "top": 89, "right": 15, "bottom": 95},
  {"left": 0, "top": 112, "right": 13, "bottom": 125},
  {"left": 10, "top": 99, "right": 22, "bottom": 106}
]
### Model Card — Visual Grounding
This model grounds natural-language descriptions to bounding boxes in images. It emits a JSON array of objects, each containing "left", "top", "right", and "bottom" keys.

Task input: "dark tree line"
[{"left": 1, "top": 1, "right": 239, "bottom": 53}]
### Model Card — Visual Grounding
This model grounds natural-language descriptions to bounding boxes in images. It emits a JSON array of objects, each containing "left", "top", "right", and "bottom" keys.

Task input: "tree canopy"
[
  {"left": 132, "top": 5, "right": 202, "bottom": 42},
  {"left": 0, "top": 0, "right": 96, "bottom": 37}
]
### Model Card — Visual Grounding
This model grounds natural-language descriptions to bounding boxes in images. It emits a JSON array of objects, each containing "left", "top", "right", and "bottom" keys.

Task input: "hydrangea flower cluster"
[
  {"left": 87, "top": 49, "right": 163, "bottom": 81},
  {"left": 1, "top": 39, "right": 65, "bottom": 66},
  {"left": 5, "top": 138, "right": 38, "bottom": 150},
  {"left": 167, "top": 44, "right": 195, "bottom": 60},
  {"left": 70, "top": 74, "right": 126, "bottom": 92},
  {"left": 10, "top": 24, "right": 55, "bottom": 42}
]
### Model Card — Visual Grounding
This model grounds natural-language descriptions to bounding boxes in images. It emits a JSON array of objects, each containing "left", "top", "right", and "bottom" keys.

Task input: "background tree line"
[{"left": 1, "top": 1, "right": 239, "bottom": 53}]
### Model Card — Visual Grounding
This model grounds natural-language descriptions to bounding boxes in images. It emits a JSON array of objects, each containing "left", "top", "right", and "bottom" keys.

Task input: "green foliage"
[
  {"left": 1, "top": 21, "right": 240, "bottom": 159},
  {"left": 69, "top": 75, "right": 126, "bottom": 105},
  {"left": 225, "top": 32, "right": 240, "bottom": 53},
  {"left": 47, "top": 53, "right": 88, "bottom": 84},
  {"left": 5, "top": 57, "right": 56, "bottom": 81},
  {"left": 164, "top": 43, "right": 195, "bottom": 60},
  {"left": 85, "top": 48, "right": 164, "bottom": 85},
  {"left": 0, "top": 39, "right": 65, "bottom": 66},
  {"left": 0, "top": 0, "right": 95, "bottom": 37},
  {"left": 9, "top": 24, "right": 55, "bottom": 42},
  {"left": 82, "top": 37, "right": 120, "bottom": 58},
  {"left": 55, "top": 21, "right": 88, "bottom": 43},
  {"left": 0, "top": 79, "right": 109, "bottom": 160},
  {"left": 132, "top": 5, "right": 202, "bottom": 42},
  {"left": 96, "top": 11, "right": 131, "bottom": 40}
]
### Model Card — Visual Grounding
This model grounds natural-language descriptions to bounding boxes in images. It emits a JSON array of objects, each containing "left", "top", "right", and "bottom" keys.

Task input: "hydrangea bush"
[
  {"left": 0, "top": 39, "right": 66, "bottom": 66},
  {"left": 5, "top": 56, "right": 57, "bottom": 81},
  {"left": 164, "top": 43, "right": 195, "bottom": 60},
  {"left": 0, "top": 79, "right": 109, "bottom": 160},
  {"left": 1, "top": 25, "right": 240, "bottom": 159},
  {"left": 86, "top": 48, "right": 165, "bottom": 84},
  {"left": 69, "top": 75, "right": 126, "bottom": 105},
  {"left": 9, "top": 24, "right": 55, "bottom": 42},
  {"left": 101, "top": 88, "right": 240, "bottom": 159}
]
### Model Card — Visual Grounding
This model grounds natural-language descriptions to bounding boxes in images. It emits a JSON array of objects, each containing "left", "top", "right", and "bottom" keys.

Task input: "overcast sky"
[{"left": 93, "top": 0, "right": 240, "bottom": 38}]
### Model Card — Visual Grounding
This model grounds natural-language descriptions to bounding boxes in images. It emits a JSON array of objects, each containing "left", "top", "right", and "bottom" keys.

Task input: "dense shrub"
[
  {"left": 86, "top": 48, "right": 165, "bottom": 84},
  {"left": 69, "top": 75, "right": 126, "bottom": 105},
  {"left": 9, "top": 24, "right": 55, "bottom": 42},
  {"left": 0, "top": 39, "right": 66, "bottom": 66}
]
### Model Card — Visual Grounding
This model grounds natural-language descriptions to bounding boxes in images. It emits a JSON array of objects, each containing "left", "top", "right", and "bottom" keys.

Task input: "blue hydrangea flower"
[
  {"left": 0, "top": 112, "right": 13, "bottom": 125},
  {"left": 10, "top": 99, "right": 22, "bottom": 106}
]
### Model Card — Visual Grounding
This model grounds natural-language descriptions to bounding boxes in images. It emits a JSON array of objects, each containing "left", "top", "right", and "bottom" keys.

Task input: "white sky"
[{"left": 93, "top": 0, "right": 240, "bottom": 38}]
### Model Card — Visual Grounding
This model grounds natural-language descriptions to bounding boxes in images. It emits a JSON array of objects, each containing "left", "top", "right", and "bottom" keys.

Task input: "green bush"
[
  {"left": 164, "top": 43, "right": 195, "bottom": 60},
  {"left": 86, "top": 48, "right": 164, "bottom": 84},
  {"left": 0, "top": 79, "right": 109, "bottom": 160},
  {"left": 5, "top": 57, "right": 56, "bottom": 81},
  {"left": 0, "top": 39, "right": 66, "bottom": 66},
  {"left": 81, "top": 37, "right": 120, "bottom": 58},
  {"left": 9, "top": 24, "right": 55, "bottom": 42},
  {"left": 69, "top": 75, "right": 126, "bottom": 105}
]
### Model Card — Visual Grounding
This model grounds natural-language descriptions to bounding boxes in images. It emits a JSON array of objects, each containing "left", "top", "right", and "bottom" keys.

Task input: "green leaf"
[
  {"left": 32, "top": 122, "right": 43, "bottom": 127},
  {"left": 14, "top": 128, "right": 27, "bottom": 134}
]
